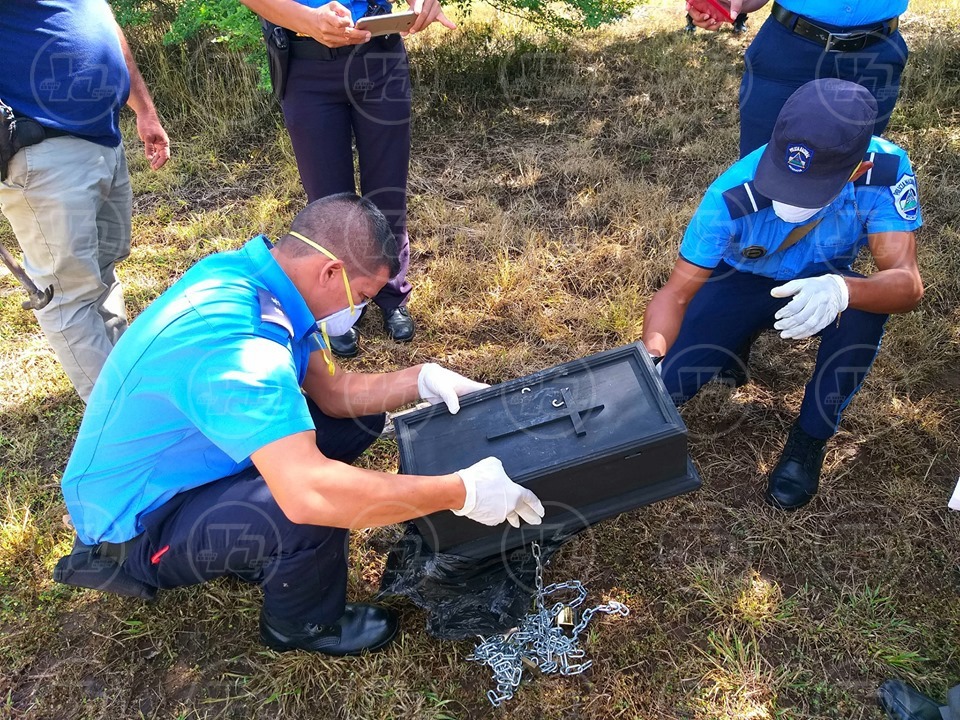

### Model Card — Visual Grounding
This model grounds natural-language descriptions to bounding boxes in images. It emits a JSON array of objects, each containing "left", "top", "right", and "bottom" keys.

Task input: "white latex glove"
[
  {"left": 417, "top": 363, "right": 489, "bottom": 414},
  {"left": 770, "top": 274, "right": 849, "bottom": 340},
  {"left": 454, "top": 457, "right": 545, "bottom": 528}
]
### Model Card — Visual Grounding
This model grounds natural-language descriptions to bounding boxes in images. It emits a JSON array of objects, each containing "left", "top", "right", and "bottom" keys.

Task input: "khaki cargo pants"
[{"left": 0, "top": 136, "right": 132, "bottom": 401}]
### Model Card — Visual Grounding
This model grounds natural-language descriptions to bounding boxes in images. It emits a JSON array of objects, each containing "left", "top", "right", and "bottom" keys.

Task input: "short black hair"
[{"left": 277, "top": 193, "right": 400, "bottom": 279}]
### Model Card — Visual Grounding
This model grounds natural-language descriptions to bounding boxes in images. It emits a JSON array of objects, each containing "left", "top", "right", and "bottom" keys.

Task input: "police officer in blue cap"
[
  {"left": 686, "top": 0, "right": 909, "bottom": 158},
  {"left": 641, "top": 78, "right": 923, "bottom": 510},
  {"left": 54, "top": 194, "right": 544, "bottom": 655}
]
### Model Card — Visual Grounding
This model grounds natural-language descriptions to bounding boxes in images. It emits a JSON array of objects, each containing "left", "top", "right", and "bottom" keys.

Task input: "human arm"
[
  {"left": 251, "top": 432, "right": 543, "bottom": 529},
  {"left": 641, "top": 258, "right": 714, "bottom": 357},
  {"left": 252, "top": 430, "right": 465, "bottom": 528},
  {"left": 847, "top": 231, "right": 923, "bottom": 313},
  {"left": 113, "top": 20, "right": 169, "bottom": 169},
  {"left": 302, "top": 353, "right": 488, "bottom": 418},
  {"left": 238, "top": 0, "right": 371, "bottom": 47},
  {"left": 770, "top": 232, "right": 923, "bottom": 339},
  {"left": 406, "top": 0, "right": 457, "bottom": 34}
]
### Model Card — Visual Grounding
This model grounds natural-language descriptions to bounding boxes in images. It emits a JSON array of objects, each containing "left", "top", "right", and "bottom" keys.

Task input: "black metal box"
[{"left": 395, "top": 343, "right": 701, "bottom": 558}]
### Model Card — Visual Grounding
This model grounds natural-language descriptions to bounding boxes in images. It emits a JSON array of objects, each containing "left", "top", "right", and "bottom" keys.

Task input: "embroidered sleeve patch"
[{"left": 890, "top": 174, "right": 919, "bottom": 221}]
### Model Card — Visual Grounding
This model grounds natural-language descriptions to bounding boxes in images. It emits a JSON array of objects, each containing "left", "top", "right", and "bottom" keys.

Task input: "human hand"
[
  {"left": 770, "top": 275, "right": 849, "bottom": 340},
  {"left": 406, "top": 0, "right": 457, "bottom": 34},
  {"left": 417, "top": 363, "right": 489, "bottom": 414},
  {"left": 307, "top": 1, "right": 371, "bottom": 47},
  {"left": 685, "top": 0, "right": 730, "bottom": 30},
  {"left": 135, "top": 113, "right": 169, "bottom": 170},
  {"left": 454, "top": 457, "right": 545, "bottom": 528}
]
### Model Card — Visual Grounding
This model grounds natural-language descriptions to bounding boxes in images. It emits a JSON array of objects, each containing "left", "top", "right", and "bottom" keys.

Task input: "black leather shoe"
[
  {"left": 383, "top": 306, "right": 415, "bottom": 342},
  {"left": 260, "top": 603, "right": 398, "bottom": 656},
  {"left": 877, "top": 680, "right": 943, "bottom": 720},
  {"left": 684, "top": 14, "right": 696, "bottom": 32},
  {"left": 328, "top": 327, "right": 359, "bottom": 358},
  {"left": 733, "top": 15, "right": 748, "bottom": 33},
  {"left": 765, "top": 423, "right": 827, "bottom": 510}
]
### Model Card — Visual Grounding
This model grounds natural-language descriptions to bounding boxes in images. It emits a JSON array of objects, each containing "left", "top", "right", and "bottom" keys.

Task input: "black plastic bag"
[{"left": 378, "top": 524, "right": 571, "bottom": 640}]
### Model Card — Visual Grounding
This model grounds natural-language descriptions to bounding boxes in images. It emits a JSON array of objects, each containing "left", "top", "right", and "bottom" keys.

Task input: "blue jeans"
[
  {"left": 124, "top": 401, "right": 385, "bottom": 624},
  {"left": 659, "top": 264, "right": 888, "bottom": 440},
  {"left": 739, "top": 15, "right": 908, "bottom": 157}
]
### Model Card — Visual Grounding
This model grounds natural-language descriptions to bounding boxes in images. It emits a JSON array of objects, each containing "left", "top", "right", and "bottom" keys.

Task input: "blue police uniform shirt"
[
  {"left": 292, "top": 0, "right": 393, "bottom": 25},
  {"left": 778, "top": 0, "right": 908, "bottom": 27},
  {"left": 679, "top": 136, "right": 921, "bottom": 281},
  {"left": 0, "top": 0, "right": 131, "bottom": 147},
  {"left": 62, "top": 236, "right": 325, "bottom": 545}
]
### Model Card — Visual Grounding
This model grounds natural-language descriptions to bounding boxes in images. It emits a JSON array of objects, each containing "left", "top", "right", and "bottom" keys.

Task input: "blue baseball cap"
[{"left": 754, "top": 79, "right": 878, "bottom": 208}]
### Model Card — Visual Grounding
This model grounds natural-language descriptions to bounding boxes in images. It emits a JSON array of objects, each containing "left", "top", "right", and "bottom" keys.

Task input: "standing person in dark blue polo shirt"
[
  {"left": 0, "top": 0, "right": 170, "bottom": 401},
  {"left": 240, "top": 0, "right": 455, "bottom": 358},
  {"left": 55, "top": 194, "right": 544, "bottom": 656},
  {"left": 685, "top": 0, "right": 909, "bottom": 158},
  {"left": 641, "top": 79, "right": 923, "bottom": 510}
]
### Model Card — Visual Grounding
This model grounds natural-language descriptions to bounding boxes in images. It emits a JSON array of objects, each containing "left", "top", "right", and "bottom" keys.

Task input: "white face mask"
[
  {"left": 317, "top": 302, "right": 367, "bottom": 338},
  {"left": 772, "top": 201, "right": 822, "bottom": 223}
]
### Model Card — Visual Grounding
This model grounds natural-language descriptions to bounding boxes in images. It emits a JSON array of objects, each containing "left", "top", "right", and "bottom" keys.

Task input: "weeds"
[{"left": 1, "top": 1, "right": 958, "bottom": 718}]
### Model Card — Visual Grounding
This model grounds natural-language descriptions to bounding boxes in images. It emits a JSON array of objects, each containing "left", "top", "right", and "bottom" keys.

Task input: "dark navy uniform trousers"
[
  {"left": 281, "top": 35, "right": 412, "bottom": 311},
  {"left": 739, "top": 15, "right": 908, "bottom": 157},
  {"left": 124, "top": 401, "right": 384, "bottom": 625},
  {"left": 659, "top": 264, "right": 888, "bottom": 441}
]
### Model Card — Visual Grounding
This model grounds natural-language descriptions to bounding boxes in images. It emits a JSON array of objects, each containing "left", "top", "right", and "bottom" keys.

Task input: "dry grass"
[{"left": 1, "top": 1, "right": 959, "bottom": 718}]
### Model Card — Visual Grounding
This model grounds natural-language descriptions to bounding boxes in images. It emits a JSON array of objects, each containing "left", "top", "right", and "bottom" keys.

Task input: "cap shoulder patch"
[
  {"left": 854, "top": 152, "right": 901, "bottom": 187},
  {"left": 722, "top": 181, "right": 773, "bottom": 220},
  {"left": 257, "top": 287, "right": 294, "bottom": 338}
]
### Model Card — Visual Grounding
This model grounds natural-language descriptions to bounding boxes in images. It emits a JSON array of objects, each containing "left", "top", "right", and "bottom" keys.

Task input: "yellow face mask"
[{"left": 288, "top": 230, "right": 366, "bottom": 376}]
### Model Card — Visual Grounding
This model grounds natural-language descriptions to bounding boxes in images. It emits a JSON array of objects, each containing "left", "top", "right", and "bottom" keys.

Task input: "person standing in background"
[
  {"left": 243, "top": 0, "right": 456, "bottom": 358},
  {"left": 685, "top": 0, "right": 909, "bottom": 157},
  {"left": 0, "top": 0, "right": 170, "bottom": 401}
]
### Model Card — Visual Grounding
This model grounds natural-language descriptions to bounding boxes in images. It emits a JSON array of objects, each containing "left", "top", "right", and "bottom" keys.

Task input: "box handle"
[{"left": 486, "top": 387, "right": 604, "bottom": 440}]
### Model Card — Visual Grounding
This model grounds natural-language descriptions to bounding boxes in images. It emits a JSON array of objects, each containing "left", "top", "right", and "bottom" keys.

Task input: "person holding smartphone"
[
  {"left": 685, "top": 0, "right": 909, "bottom": 158},
  {"left": 243, "top": 0, "right": 456, "bottom": 358}
]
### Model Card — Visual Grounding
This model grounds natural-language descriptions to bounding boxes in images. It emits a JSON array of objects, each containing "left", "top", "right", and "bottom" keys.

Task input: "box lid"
[{"left": 396, "top": 343, "right": 686, "bottom": 482}]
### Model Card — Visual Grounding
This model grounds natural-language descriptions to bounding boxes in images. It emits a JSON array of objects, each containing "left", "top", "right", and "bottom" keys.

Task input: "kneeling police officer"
[
  {"left": 642, "top": 78, "right": 923, "bottom": 510},
  {"left": 55, "top": 193, "right": 544, "bottom": 655}
]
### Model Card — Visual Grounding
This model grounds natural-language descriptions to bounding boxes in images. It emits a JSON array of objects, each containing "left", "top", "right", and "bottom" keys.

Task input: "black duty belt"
[
  {"left": 770, "top": 2, "right": 899, "bottom": 52},
  {"left": 289, "top": 33, "right": 400, "bottom": 61},
  {"left": 40, "top": 126, "right": 73, "bottom": 139},
  {"left": 289, "top": 36, "right": 357, "bottom": 60}
]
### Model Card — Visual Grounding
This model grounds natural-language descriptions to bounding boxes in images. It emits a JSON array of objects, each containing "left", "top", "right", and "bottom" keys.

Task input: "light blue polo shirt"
[
  {"left": 779, "top": 0, "right": 908, "bottom": 27},
  {"left": 62, "top": 236, "right": 322, "bottom": 545},
  {"left": 679, "top": 136, "right": 921, "bottom": 281},
  {"left": 292, "top": 0, "right": 392, "bottom": 25}
]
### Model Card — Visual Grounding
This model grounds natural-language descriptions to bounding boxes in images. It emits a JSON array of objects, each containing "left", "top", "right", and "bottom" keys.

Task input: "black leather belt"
[
  {"left": 289, "top": 33, "right": 400, "bottom": 61},
  {"left": 289, "top": 36, "right": 357, "bottom": 61},
  {"left": 770, "top": 2, "right": 899, "bottom": 52},
  {"left": 41, "top": 126, "right": 73, "bottom": 139}
]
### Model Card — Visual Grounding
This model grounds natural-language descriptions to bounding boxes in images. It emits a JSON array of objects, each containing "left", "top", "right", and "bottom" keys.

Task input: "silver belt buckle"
[{"left": 824, "top": 30, "right": 864, "bottom": 52}]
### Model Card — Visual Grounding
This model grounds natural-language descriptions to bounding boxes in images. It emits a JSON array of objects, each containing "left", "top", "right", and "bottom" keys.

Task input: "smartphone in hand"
[{"left": 354, "top": 10, "right": 418, "bottom": 36}]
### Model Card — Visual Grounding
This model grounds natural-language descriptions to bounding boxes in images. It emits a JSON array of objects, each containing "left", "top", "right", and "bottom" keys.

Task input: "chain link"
[{"left": 466, "top": 542, "right": 630, "bottom": 707}]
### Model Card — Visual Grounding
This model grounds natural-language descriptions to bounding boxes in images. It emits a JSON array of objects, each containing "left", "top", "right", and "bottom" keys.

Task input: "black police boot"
[
  {"left": 383, "top": 306, "right": 415, "bottom": 342},
  {"left": 684, "top": 13, "right": 696, "bottom": 32},
  {"left": 259, "top": 603, "right": 398, "bottom": 656},
  {"left": 765, "top": 423, "right": 827, "bottom": 510},
  {"left": 733, "top": 13, "right": 748, "bottom": 33},
  {"left": 328, "top": 327, "right": 359, "bottom": 358},
  {"left": 877, "top": 680, "right": 944, "bottom": 720}
]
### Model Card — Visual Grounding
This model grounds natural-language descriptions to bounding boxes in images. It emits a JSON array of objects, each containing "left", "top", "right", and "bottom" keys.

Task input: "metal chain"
[{"left": 466, "top": 542, "right": 630, "bottom": 707}]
